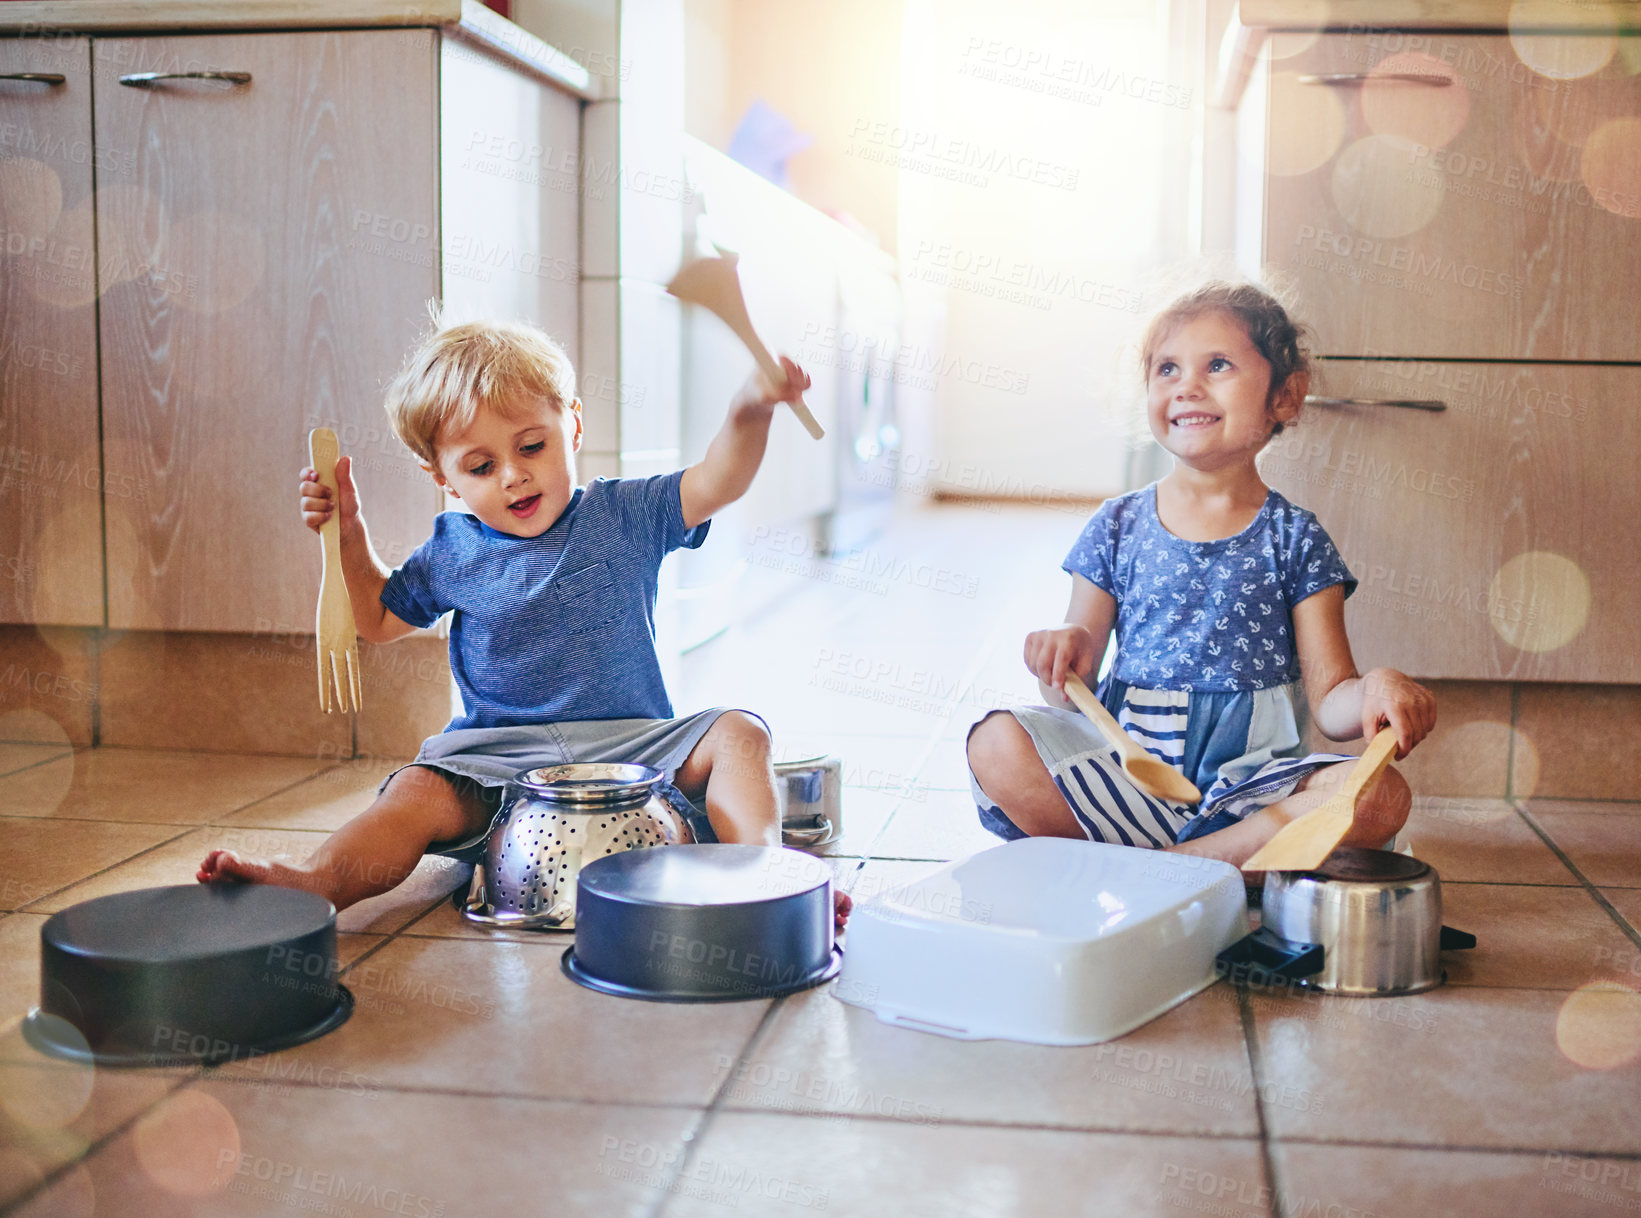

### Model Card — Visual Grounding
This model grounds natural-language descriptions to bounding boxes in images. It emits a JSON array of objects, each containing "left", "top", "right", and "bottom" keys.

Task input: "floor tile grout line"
[
  {"left": 639, "top": 997, "right": 791, "bottom": 1218},
  {"left": 1233, "top": 984, "right": 1282, "bottom": 1218},
  {"left": 336, "top": 887, "right": 472, "bottom": 976},
  {"left": 0, "top": 749, "right": 75, "bottom": 781},
  {"left": 0, "top": 1069, "right": 202, "bottom": 1218},
  {"left": 7, "top": 762, "right": 366, "bottom": 915},
  {"left": 13, "top": 822, "right": 205, "bottom": 916},
  {"left": 848, "top": 586, "right": 1027, "bottom": 854},
  {"left": 1263, "top": 1134, "right": 1641, "bottom": 1159},
  {"left": 1515, "top": 801, "right": 1641, "bottom": 955}
]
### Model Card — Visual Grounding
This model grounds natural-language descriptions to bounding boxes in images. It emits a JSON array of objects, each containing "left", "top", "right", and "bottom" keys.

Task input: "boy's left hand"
[
  {"left": 1359, "top": 667, "right": 1436, "bottom": 759},
  {"left": 730, "top": 355, "right": 811, "bottom": 422}
]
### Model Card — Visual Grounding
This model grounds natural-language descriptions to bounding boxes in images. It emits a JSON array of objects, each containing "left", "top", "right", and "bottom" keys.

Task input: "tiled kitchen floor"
[{"left": 2, "top": 503, "right": 1639, "bottom": 1217}]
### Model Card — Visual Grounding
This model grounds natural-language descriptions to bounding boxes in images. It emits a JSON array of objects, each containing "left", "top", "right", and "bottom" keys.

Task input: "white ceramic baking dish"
[{"left": 834, "top": 838, "right": 1249, "bottom": 1045}]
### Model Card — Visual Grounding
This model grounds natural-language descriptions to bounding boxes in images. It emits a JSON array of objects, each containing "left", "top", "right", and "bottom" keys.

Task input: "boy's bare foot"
[
  {"left": 196, "top": 849, "right": 334, "bottom": 902},
  {"left": 835, "top": 889, "right": 852, "bottom": 930}
]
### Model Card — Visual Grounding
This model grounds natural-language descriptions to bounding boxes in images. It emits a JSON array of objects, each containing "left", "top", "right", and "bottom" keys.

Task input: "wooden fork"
[{"left": 309, "top": 428, "right": 361, "bottom": 713}]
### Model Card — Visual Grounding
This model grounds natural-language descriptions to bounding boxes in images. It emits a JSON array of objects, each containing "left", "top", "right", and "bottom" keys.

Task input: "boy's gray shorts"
[{"left": 377, "top": 707, "right": 756, "bottom": 862}]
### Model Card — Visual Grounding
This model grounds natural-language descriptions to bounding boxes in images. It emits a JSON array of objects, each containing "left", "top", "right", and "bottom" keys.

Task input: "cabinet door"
[
  {"left": 1264, "top": 31, "right": 1641, "bottom": 359},
  {"left": 93, "top": 31, "right": 439, "bottom": 632},
  {"left": 0, "top": 36, "right": 102, "bottom": 626},
  {"left": 1259, "top": 362, "right": 1641, "bottom": 681}
]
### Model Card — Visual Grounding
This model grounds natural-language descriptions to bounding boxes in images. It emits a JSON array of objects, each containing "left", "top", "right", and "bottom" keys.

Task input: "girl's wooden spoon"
[
  {"left": 1063, "top": 673, "right": 1202, "bottom": 805},
  {"left": 1241, "top": 727, "right": 1399, "bottom": 872}
]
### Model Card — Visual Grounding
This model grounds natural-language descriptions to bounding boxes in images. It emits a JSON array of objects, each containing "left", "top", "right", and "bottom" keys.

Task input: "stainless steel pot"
[
  {"left": 460, "top": 764, "right": 695, "bottom": 931},
  {"left": 1216, "top": 848, "right": 1476, "bottom": 996},
  {"left": 775, "top": 753, "right": 842, "bottom": 850}
]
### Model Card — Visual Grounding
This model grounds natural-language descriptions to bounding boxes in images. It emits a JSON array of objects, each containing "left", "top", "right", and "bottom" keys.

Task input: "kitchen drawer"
[
  {"left": 1263, "top": 30, "right": 1641, "bottom": 360},
  {"left": 0, "top": 36, "right": 103, "bottom": 626},
  {"left": 1258, "top": 360, "right": 1640, "bottom": 681}
]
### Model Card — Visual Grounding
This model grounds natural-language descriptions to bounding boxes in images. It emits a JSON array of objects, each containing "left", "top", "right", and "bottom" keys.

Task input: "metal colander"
[{"left": 460, "top": 764, "right": 696, "bottom": 931}]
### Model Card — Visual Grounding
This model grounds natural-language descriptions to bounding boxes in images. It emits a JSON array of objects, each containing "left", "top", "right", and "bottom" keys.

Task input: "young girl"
[{"left": 966, "top": 283, "right": 1436, "bottom": 867}]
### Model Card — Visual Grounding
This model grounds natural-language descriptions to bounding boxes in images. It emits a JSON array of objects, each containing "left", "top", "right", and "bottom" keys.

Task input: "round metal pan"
[
  {"left": 562, "top": 844, "right": 838, "bottom": 1002},
  {"left": 23, "top": 885, "right": 353, "bottom": 1067}
]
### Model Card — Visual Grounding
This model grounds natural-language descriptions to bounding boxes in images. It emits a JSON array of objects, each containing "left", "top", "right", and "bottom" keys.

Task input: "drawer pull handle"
[
  {"left": 118, "top": 71, "right": 252, "bottom": 87},
  {"left": 1298, "top": 72, "right": 1452, "bottom": 86},
  {"left": 1306, "top": 396, "right": 1447, "bottom": 412},
  {"left": 0, "top": 73, "right": 67, "bottom": 84}
]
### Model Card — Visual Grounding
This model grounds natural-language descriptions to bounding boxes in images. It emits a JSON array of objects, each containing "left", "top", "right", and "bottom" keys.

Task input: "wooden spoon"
[
  {"left": 1241, "top": 727, "right": 1399, "bottom": 872},
  {"left": 1063, "top": 673, "right": 1202, "bottom": 805},
  {"left": 666, "top": 250, "right": 825, "bottom": 440}
]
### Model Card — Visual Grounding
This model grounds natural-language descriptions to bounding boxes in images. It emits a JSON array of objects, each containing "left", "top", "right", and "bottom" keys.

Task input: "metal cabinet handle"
[
  {"left": 0, "top": 73, "right": 66, "bottom": 84},
  {"left": 1306, "top": 396, "right": 1447, "bottom": 412},
  {"left": 118, "top": 71, "right": 251, "bottom": 87},
  {"left": 1298, "top": 72, "right": 1451, "bottom": 86}
]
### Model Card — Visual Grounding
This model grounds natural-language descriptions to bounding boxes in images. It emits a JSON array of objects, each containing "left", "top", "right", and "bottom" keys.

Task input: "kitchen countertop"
[{"left": 0, "top": 0, "right": 595, "bottom": 98}]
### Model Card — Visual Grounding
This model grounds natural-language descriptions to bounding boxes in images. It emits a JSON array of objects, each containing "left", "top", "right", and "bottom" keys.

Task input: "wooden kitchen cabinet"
[
  {"left": 0, "top": 36, "right": 102, "bottom": 626},
  {"left": 1257, "top": 31, "right": 1641, "bottom": 360},
  {"left": 1260, "top": 360, "right": 1640, "bottom": 682},
  {"left": 93, "top": 30, "right": 441, "bottom": 632}
]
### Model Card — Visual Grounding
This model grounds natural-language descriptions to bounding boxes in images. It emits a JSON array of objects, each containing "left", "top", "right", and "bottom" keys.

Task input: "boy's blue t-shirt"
[
  {"left": 380, "top": 471, "right": 708, "bottom": 730},
  {"left": 1064, "top": 483, "right": 1355, "bottom": 692}
]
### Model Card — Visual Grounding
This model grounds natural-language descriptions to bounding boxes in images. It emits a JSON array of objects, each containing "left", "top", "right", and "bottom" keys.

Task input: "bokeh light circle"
[
  {"left": 1269, "top": 71, "right": 1347, "bottom": 176},
  {"left": 0, "top": 159, "right": 64, "bottom": 244},
  {"left": 1511, "top": 2, "right": 1617, "bottom": 81},
  {"left": 11, "top": 1162, "right": 94, "bottom": 1218},
  {"left": 1362, "top": 53, "right": 1470, "bottom": 148},
  {"left": 1556, "top": 982, "right": 1641, "bottom": 1069},
  {"left": 132, "top": 1088, "right": 240, "bottom": 1197},
  {"left": 0, "top": 1051, "right": 94, "bottom": 1131},
  {"left": 1581, "top": 117, "right": 1641, "bottom": 218},
  {"left": 1331, "top": 134, "right": 1445, "bottom": 237},
  {"left": 1488, "top": 551, "right": 1590, "bottom": 653}
]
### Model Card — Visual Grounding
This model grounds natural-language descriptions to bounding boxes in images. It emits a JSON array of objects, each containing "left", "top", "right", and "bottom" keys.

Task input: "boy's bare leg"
[
  {"left": 969, "top": 713, "right": 1412, "bottom": 871},
  {"left": 197, "top": 766, "right": 495, "bottom": 911},
  {"left": 674, "top": 711, "right": 851, "bottom": 926}
]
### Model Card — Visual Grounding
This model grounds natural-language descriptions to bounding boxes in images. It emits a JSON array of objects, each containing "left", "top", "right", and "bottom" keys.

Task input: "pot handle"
[
  {"left": 1215, "top": 927, "right": 1325, "bottom": 984},
  {"left": 1439, "top": 925, "right": 1477, "bottom": 951}
]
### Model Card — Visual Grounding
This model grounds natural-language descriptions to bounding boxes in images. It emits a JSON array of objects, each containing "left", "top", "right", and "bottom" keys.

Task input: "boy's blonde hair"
[
  {"left": 384, "top": 319, "right": 578, "bottom": 465},
  {"left": 1140, "top": 281, "right": 1312, "bottom": 438}
]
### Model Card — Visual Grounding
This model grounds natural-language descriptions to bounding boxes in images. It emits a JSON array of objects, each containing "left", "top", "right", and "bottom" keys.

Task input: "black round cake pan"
[
  {"left": 23, "top": 884, "right": 352, "bottom": 1067},
  {"left": 562, "top": 844, "right": 839, "bottom": 1003}
]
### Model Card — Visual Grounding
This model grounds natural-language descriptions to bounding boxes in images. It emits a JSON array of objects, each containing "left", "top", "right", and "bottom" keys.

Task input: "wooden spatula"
[
  {"left": 1241, "top": 727, "right": 1399, "bottom": 872},
  {"left": 666, "top": 250, "right": 825, "bottom": 440},
  {"left": 1063, "top": 673, "right": 1201, "bottom": 805}
]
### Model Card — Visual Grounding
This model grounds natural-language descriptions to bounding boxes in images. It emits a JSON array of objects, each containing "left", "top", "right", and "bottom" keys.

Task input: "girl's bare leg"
[
  {"left": 966, "top": 712, "right": 1084, "bottom": 838},
  {"left": 675, "top": 712, "right": 851, "bottom": 925},
  {"left": 1168, "top": 761, "right": 1412, "bottom": 868},
  {"left": 969, "top": 711, "right": 1412, "bottom": 872},
  {"left": 197, "top": 766, "right": 495, "bottom": 911}
]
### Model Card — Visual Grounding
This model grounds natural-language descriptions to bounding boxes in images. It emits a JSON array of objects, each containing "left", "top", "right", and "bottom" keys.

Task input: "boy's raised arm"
[
  {"left": 299, "top": 455, "right": 418, "bottom": 645},
  {"left": 679, "top": 356, "right": 812, "bottom": 530}
]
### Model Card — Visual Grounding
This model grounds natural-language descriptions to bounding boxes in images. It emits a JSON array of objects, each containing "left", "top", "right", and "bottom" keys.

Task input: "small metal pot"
[
  {"left": 460, "top": 763, "right": 695, "bottom": 931},
  {"left": 1217, "top": 848, "right": 1476, "bottom": 996},
  {"left": 775, "top": 754, "right": 842, "bottom": 850}
]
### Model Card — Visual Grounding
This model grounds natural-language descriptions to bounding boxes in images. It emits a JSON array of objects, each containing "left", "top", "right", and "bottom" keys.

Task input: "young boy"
[{"left": 197, "top": 320, "right": 848, "bottom": 922}]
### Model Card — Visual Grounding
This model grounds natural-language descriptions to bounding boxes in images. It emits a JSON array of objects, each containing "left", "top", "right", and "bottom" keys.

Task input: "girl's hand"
[
  {"left": 1025, "top": 625, "right": 1098, "bottom": 694},
  {"left": 298, "top": 454, "right": 361, "bottom": 534},
  {"left": 1359, "top": 666, "right": 1436, "bottom": 759},
  {"left": 730, "top": 355, "right": 811, "bottom": 422}
]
